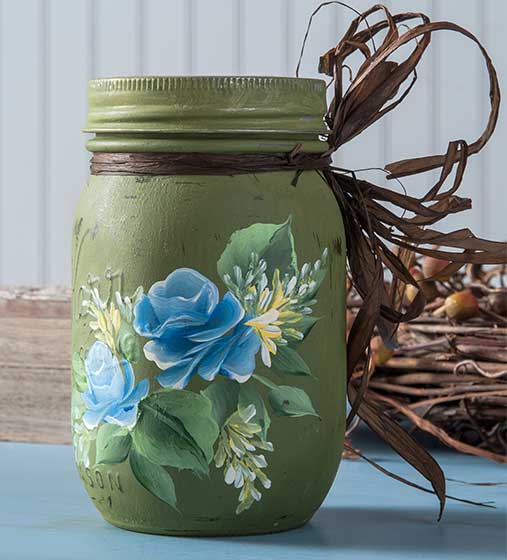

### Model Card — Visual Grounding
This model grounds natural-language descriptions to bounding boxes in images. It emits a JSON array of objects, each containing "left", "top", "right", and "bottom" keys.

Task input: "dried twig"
[{"left": 348, "top": 262, "right": 507, "bottom": 463}]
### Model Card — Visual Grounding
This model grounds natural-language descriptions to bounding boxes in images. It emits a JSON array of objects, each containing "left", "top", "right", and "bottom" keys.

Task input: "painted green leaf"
[
  {"left": 271, "top": 346, "right": 312, "bottom": 377},
  {"left": 132, "top": 390, "right": 219, "bottom": 477},
  {"left": 133, "top": 411, "right": 209, "bottom": 475},
  {"left": 130, "top": 448, "right": 178, "bottom": 511},
  {"left": 293, "top": 315, "right": 320, "bottom": 338},
  {"left": 71, "top": 352, "right": 88, "bottom": 393},
  {"left": 238, "top": 383, "right": 271, "bottom": 440},
  {"left": 118, "top": 322, "right": 140, "bottom": 363},
  {"left": 260, "top": 217, "right": 298, "bottom": 279},
  {"left": 217, "top": 216, "right": 297, "bottom": 281},
  {"left": 95, "top": 424, "right": 132, "bottom": 464},
  {"left": 71, "top": 393, "right": 86, "bottom": 421},
  {"left": 202, "top": 379, "right": 239, "bottom": 428},
  {"left": 268, "top": 385, "right": 320, "bottom": 418},
  {"left": 155, "top": 390, "right": 220, "bottom": 463}
]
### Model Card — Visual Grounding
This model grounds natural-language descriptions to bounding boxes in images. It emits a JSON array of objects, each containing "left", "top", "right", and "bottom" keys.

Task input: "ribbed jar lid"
[{"left": 85, "top": 76, "right": 327, "bottom": 136}]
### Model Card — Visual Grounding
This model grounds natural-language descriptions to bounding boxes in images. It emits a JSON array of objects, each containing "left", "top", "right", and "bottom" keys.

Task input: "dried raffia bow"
[{"left": 297, "top": 2, "right": 505, "bottom": 519}]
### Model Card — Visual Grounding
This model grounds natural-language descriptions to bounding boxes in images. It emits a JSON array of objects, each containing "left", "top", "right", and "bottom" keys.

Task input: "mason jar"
[{"left": 71, "top": 76, "right": 346, "bottom": 536}]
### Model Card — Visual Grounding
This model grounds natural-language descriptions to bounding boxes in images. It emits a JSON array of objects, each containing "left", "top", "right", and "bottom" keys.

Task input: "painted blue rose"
[
  {"left": 82, "top": 341, "right": 149, "bottom": 430},
  {"left": 133, "top": 268, "right": 260, "bottom": 388}
]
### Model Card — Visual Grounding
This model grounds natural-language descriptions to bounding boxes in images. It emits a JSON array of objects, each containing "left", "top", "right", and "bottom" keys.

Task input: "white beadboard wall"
[{"left": 0, "top": 0, "right": 505, "bottom": 286}]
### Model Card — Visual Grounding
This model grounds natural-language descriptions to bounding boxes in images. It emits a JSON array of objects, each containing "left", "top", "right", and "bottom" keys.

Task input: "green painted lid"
[{"left": 84, "top": 76, "right": 328, "bottom": 153}]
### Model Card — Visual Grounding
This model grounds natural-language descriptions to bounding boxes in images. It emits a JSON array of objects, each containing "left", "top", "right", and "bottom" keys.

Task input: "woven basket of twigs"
[{"left": 347, "top": 260, "right": 507, "bottom": 463}]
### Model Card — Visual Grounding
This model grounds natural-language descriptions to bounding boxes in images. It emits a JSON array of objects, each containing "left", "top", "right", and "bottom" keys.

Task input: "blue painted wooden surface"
[{"left": 1, "top": 434, "right": 505, "bottom": 560}]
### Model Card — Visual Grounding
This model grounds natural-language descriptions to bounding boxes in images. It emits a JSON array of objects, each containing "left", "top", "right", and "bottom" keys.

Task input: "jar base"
[{"left": 102, "top": 513, "right": 313, "bottom": 538}]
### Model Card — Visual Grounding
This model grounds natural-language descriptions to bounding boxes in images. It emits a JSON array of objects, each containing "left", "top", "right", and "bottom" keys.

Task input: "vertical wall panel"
[
  {"left": 0, "top": 0, "right": 44, "bottom": 284},
  {"left": 241, "top": 0, "right": 285, "bottom": 75},
  {"left": 192, "top": 0, "right": 235, "bottom": 75},
  {"left": 483, "top": 0, "right": 507, "bottom": 240},
  {"left": 0, "top": 0, "right": 504, "bottom": 286},
  {"left": 288, "top": 0, "right": 338, "bottom": 79},
  {"left": 332, "top": 0, "right": 384, "bottom": 171},
  {"left": 94, "top": 0, "right": 141, "bottom": 77},
  {"left": 433, "top": 0, "right": 485, "bottom": 235},
  {"left": 46, "top": 0, "right": 89, "bottom": 285},
  {"left": 143, "top": 0, "right": 188, "bottom": 75},
  {"left": 382, "top": 0, "right": 434, "bottom": 200},
  {"left": 289, "top": 0, "right": 349, "bottom": 166}
]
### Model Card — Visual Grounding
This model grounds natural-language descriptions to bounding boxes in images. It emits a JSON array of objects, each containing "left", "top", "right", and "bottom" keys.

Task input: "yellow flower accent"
[
  {"left": 245, "top": 309, "right": 282, "bottom": 367},
  {"left": 245, "top": 270, "right": 289, "bottom": 367},
  {"left": 88, "top": 288, "right": 121, "bottom": 353}
]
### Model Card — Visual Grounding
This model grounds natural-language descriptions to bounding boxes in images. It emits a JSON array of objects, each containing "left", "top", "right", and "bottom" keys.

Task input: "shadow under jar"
[{"left": 72, "top": 76, "right": 346, "bottom": 536}]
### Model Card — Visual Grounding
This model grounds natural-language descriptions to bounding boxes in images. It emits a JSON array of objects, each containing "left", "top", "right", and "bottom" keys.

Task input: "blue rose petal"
[
  {"left": 143, "top": 336, "right": 194, "bottom": 369},
  {"left": 120, "top": 378, "right": 149, "bottom": 407},
  {"left": 149, "top": 268, "right": 218, "bottom": 323},
  {"left": 81, "top": 341, "right": 149, "bottom": 430},
  {"left": 196, "top": 336, "right": 237, "bottom": 381},
  {"left": 134, "top": 268, "right": 262, "bottom": 388},
  {"left": 132, "top": 296, "right": 161, "bottom": 337},
  {"left": 155, "top": 357, "right": 199, "bottom": 389},
  {"left": 104, "top": 377, "right": 150, "bottom": 427},
  {"left": 104, "top": 406, "right": 137, "bottom": 428},
  {"left": 221, "top": 324, "right": 261, "bottom": 382},
  {"left": 188, "top": 292, "right": 245, "bottom": 343}
]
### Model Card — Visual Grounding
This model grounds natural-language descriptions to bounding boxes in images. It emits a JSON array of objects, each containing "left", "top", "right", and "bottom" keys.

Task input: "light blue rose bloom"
[
  {"left": 133, "top": 268, "right": 260, "bottom": 389},
  {"left": 82, "top": 341, "right": 149, "bottom": 430}
]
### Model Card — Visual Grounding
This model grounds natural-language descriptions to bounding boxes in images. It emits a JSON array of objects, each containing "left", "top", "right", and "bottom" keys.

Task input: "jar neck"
[{"left": 86, "top": 132, "right": 327, "bottom": 154}]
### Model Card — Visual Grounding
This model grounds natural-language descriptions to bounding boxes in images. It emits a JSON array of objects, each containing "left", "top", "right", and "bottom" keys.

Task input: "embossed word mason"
[{"left": 78, "top": 465, "right": 123, "bottom": 494}]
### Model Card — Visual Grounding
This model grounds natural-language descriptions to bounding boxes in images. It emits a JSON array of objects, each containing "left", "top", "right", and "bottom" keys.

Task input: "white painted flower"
[
  {"left": 214, "top": 405, "right": 273, "bottom": 514},
  {"left": 221, "top": 245, "right": 329, "bottom": 370},
  {"left": 245, "top": 308, "right": 282, "bottom": 367},
  {"left": 71, "top": 399, "right": 96, "bottom": 467}
]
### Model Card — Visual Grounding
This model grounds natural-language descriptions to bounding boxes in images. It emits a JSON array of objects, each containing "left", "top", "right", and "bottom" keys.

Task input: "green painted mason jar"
[{"left": 72, "top": 76, "right": 346, "bottom": 536}]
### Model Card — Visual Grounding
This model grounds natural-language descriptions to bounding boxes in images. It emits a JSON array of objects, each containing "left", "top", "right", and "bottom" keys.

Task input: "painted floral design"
[
  {"left": 224, "top": 253, "right": 328, "bottom": 369},
  {"left": 81, "top": 341, "right": 149, "bottom": 429},
  {"left": 214, "top": 404, "right": 273, "bottom": 514},
  {"left": 71, "top": 397, "right": 96, "bottom": 468},
  {"left": 133, "top": 268, "right": 260, "bottom": 388},
  {"left": 72, "top": 215, "right": 328, "bottom": 515}
]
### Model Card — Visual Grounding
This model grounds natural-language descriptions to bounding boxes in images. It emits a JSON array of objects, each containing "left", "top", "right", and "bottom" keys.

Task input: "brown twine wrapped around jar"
[{"left": 91, "top": 2, "right": 506, "bottom": 518}]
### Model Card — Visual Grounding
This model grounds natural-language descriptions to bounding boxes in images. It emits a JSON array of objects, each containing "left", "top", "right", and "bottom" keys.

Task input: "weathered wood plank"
[
  {"left": 0, "top": 286, "right": 71, "bottom": 444},
  {"left": 0, "top": 286, "right": 71, "bottom": 319},
  {"left": 0, "top": 366, "right": 70, "bottom": 444},
  {"left": 0, "top": 317, "right": 71, "bottom": 369}
]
